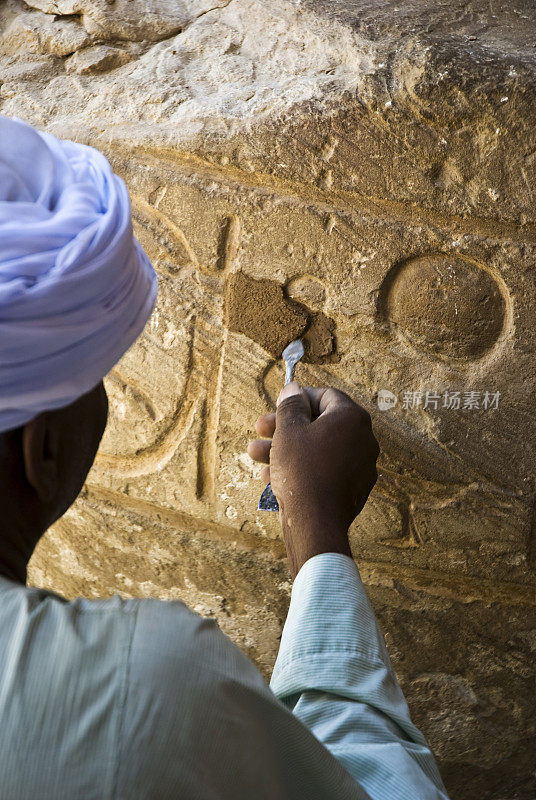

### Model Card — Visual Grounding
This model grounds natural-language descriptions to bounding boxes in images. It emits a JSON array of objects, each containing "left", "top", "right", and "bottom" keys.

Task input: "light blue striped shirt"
[{"left": 0, "top": 553, "right": 449, "bottom": 799}]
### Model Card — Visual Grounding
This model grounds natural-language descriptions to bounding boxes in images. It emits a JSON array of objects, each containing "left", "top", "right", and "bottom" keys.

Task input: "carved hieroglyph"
[{"left": 2, "top": 0, "right": 535, "bottom": 797}]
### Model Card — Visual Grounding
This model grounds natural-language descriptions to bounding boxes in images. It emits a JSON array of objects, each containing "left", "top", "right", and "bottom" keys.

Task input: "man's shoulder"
[
  {"left": 0, "top": 584, "right": 220, "bottom": 685},
  {"left": 1, "top": 581, "right": 206, "bottom": 651},
  {"left": 72, "top": 593, "right": 207, "bottom": 638},
  {"left": 129, "top": 596, "right": 222, "bottom": 668},
  {"left": 19, "top": 583, "right": 194, "bottom": 618},
  {"left": 69, "top": 592, "right": 222, "bottom": 669}
]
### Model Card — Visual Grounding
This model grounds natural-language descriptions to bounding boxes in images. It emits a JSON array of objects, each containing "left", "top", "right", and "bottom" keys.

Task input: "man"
[{"left": 0, "top": 116, "right": 449, "bottom": 799}]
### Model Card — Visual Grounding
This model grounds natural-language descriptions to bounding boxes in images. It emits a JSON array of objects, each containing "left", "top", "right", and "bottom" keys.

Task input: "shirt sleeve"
[{"left": 269, "top": 553, "right": 450, "bottom": 800}]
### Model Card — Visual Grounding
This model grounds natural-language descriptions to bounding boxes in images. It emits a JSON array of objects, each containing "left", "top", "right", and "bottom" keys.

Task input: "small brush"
[{"left": 258, "top": 339, "right": 305, "bottom": 511}]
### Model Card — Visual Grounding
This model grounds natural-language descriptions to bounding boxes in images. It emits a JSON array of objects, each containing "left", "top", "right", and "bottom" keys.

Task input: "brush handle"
[
  {"left": 258, "top": 362, "right": 298, "bottom": 511},
  {"left": 285, "top": 362, "right": 294, "bottom": 384},
  {"left": 258, "top": 481, "right": 279, "bottom": 511}
]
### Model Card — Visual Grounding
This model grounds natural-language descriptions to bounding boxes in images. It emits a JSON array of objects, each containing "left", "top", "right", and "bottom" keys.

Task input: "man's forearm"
[
  {"left": 279, "top": 507, "right": 352, "bottom": 579},
  {"left": 270, "top": 553, "right": 449, "bottom": 800}
]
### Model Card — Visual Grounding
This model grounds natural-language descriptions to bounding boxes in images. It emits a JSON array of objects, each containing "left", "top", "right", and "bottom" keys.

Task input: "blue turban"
[{"left": 0, "top": 116, "right": 158, "bottom": 433}]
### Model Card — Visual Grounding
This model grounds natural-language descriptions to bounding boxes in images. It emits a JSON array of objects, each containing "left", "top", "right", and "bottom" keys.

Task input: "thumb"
[{"left": 276, "top": 382, "right": 311, "bottom": 431}]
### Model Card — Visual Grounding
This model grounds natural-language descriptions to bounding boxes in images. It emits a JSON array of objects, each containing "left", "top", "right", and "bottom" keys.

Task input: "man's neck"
[
  {"left": 0, "top": 525, "right": 36, "bottom": 585},
  {"left": 0, "top": 560, "right": 27, "bottom": 585}
]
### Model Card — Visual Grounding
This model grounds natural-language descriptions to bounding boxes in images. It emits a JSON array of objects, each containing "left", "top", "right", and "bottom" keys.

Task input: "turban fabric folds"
[{"left": 0, "top": 116, "right": 158, "bottom": 433}]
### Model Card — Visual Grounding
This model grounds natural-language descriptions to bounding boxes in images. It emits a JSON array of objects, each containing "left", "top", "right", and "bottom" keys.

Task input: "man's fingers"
[
  {"left": 301, "top": 387, "right": 326, "bottom": 417},
  {"left": 255, "top": 413, "right": 276, "bottom": 438},
  {"left": 302, "top": 386, "right": 372, "bottom": 427},
  {"left": 260, "top": 465, "right": 270, "bottom": 484},
  {"left": 276, "top": 382, "right": 312, "bottom": 431},
  {"left": 253, "top": 385, "right": 370, "bottom": 460},
  {"left": 307, "top": 387, "right": 352, "bottom": 415},
  {"left": 247, "top": 439, "right": 271, "bottom": 464}
]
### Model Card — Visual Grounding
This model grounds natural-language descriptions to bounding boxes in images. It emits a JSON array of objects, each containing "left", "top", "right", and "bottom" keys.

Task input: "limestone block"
[{"left": 2, "top": 0, "right": 535, "bottom": 797}]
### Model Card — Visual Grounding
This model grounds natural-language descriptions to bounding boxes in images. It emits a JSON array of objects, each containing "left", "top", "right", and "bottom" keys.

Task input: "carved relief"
[
  {"left": 82, "top": 145, "right": 534, "bottom": 596},
  {"left": 379, "top": 254, "right": 508, "bottom": 361}
]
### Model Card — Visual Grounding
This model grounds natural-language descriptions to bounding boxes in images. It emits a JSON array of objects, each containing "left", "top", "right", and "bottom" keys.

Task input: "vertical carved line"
[
  {"left": 196, "top": 214, "right": 240, "bottom": 501},
  {"left": 217, "top": 214, "right": 241, "bottom": 273},
  {"left": 196, "top": 326, "right": 229, "bottom": 502}
]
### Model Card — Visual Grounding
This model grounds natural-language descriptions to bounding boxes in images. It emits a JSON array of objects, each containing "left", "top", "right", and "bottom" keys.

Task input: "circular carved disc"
[{"left": 381, "top": 255, "right": 506, "bottom": 360}]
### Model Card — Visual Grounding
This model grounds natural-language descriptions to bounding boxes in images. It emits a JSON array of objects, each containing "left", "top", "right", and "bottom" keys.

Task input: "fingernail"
[{"left": 277, "top": 381, "right": 301, "bottom": 406}]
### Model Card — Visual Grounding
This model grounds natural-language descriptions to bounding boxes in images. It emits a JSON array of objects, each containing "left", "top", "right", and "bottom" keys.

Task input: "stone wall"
[{"left": 1, "top": 1, "right": 535, "bottom": 797}]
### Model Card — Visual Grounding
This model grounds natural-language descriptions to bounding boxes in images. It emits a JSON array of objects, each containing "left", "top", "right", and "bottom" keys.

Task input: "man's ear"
[{"left": 22, "top": 413, "right": 60, "bottom": 504}]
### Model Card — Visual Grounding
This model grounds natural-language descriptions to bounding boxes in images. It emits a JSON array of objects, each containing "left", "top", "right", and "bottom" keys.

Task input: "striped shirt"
[{"left": 0, "top": 552, "right": 448, "bottom": 799}]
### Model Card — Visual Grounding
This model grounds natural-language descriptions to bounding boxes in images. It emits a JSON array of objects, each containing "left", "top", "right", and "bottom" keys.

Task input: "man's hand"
[{"left": 248, "top": 383, "right": 380, "bottom": 579}]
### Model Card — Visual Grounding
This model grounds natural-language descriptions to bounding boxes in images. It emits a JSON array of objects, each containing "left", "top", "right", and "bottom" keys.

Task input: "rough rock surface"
[
  {"left": 1, "top": 1, "right": 535, "bottom": 797},
  {"left": 65, "top": 44, "right": 132, "bottom": 74}
]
